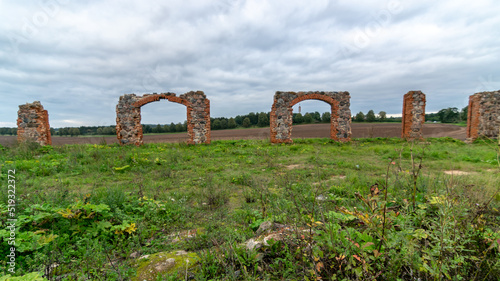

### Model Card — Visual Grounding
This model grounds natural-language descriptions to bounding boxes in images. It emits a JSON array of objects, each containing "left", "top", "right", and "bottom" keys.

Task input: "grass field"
[{"left": 1, "top": 138, "right": 499, "bottom": 280}]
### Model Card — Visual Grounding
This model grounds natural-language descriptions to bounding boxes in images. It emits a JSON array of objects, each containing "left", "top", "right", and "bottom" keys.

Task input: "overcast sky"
[{"left": 1, "top": 0, "right": 499, "bottom": 127}]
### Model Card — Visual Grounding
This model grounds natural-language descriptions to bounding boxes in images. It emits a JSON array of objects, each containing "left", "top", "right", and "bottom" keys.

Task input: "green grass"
[{"left": 1, "top": 138, "right": 499, "bottom": 280}]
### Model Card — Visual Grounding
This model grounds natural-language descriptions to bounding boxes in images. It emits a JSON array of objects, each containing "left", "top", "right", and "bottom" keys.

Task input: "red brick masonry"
[
  {"left": 401, "top": 91, "right": 426, "bottom": 140},
  {"left": 17, "top": 101, "right": 52, "bottom": 146},
  {"left": 467, "top": 91, "right": 500, "bottom": 140},
  {"left": 116, "top": 92, "right": 210, "bottom": 145},
  {"left": 270, "top": 91, "right": 351, "bottom": 143}
]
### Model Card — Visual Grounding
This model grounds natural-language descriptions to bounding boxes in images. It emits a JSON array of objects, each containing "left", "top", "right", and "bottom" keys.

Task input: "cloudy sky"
[{"left": 1, "top": 0, "right": 499, "bottom": 127}]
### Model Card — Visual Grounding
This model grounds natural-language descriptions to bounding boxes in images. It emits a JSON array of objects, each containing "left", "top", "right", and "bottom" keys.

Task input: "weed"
[{"left": 0, "top": 139, "right": 498, "bottom": 280}]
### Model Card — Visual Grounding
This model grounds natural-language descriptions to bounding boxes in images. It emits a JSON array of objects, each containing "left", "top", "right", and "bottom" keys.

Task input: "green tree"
[
  {"left": 293, "top": 113, "right": 304, "bottom": 124},
  {"left": 153, "top": 124, "right": 162, "bottom": 133},
  {"left": 460, "top": 106, "right": 468, "bottom": 121},
  {"left": 242, "top": 117, "right": 251, "bottom": 128},
  {"left": 303, "top": 113, "right": 313, "bottom": 123},
  {"left": 102, "top": 127, "right": 113, "bottom": 135},
  {"left": 378, "top": 111, "right": 387, "bottom": 122},
  {"left": 313, "top": 111, "right": 321, "bottom": 122},
  {"left": 257, "top": 112, "right": 269, "bottom": 127},
  {"left": 355, "top": 111, "right": 365, "bottom": 122},
  {"left": 212, "top": 119, "right": 221, "bottom": 130},
  {"left": 220, "top": 119, "right": 228, "bottom": 129},
  {"left": 228, "top": 118, "right": 237, "bottom": 129},
  {"left": 248, "top": 112, "right": 258, "bottom": 125},
  {"left": 142, "top": 125, "right": 152, "bottom": 134},
  {"left": 437, "top": 107, "right": 460, "bottom": 123},
  {"left": 176, "top": 123, "right": 184, "bottom": 132},
  {"left": 169, "top": 122, "right": 176, "bottom": 132},
  {"left": 69, "top": 127, "right": 80, "bottom": 137},
  {"left": 234, "top": 115, "right": 243, "bottom": 126},
  {"left": 366, "top": 110, "right": 376, "bottom": 122},
  {"left": 321, "top": 112, "right": 331, "bottom": 123}
]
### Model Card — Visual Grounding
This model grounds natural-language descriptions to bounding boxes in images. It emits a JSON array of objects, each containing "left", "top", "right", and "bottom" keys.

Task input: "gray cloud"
[{"left": 1, "top": 0, "right": 499, "bottom": 127}]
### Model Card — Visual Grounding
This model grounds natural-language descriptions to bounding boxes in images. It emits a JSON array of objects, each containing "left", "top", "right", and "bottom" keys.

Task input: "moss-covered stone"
[{"left": 132, "top": 250, "right": 199, "bottom": 281}]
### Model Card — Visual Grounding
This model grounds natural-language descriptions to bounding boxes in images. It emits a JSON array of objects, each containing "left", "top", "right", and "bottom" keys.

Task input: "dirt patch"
[
  {"left": 443, "top": 170, "right": 473, "bottom": 176},
  {"left": 285, "top": 164, "right": 302, "bottom": 170},
  {"left": 313, "top": 175, "right": 346, "bottom": 186}
]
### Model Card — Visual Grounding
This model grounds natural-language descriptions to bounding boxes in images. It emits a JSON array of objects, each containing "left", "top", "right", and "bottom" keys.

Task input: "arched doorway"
[
  {"left": 291, "top": 100, "right": 333, "bottom": 139},
  {"left": 270, "top": 91, "right": 351, "bottom": 143},
  {"left": 116, "top": 91, "right": 210, "bottom": 145}
]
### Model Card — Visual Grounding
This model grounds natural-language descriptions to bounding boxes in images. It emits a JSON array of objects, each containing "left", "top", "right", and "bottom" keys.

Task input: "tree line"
[
  {"left": 425, "top": 106, "right": 468, "bottom": 123},
  {"left": 352, "top": 106, "right": 468, "bottom": 123},
  {"left": 0, "top": 106, "right": 471, "bottom": 136},
  {"left": 352, "top": 110, "right": 397, "bottom": 122},
  {"left": 0, "top": 128, "right": 17, "bottom": 136}
]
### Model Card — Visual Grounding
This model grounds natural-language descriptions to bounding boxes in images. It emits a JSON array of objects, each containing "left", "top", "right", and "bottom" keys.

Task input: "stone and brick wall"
[
  {"left": 17, "top": 101, "right": 52, "bottom": 146},
  {"left": 467, "top": 90, "right": 500, "bottom": 140},
  {"left": 401, "top": 91, "right": 426, "bottom": 140},
  {"left": 116, "top": 91, "right": 210, "bottom": 145},
  {"left": 270, "top": 91, "right": 351, "bottom": 143}
]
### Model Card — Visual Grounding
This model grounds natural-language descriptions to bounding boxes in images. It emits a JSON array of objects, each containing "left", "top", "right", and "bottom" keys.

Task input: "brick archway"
[
  {"left": 116, "top": 91, "right": 210, "bottom": 145},
  {"left": 270, "top": 91, "right": 351, "bottom": 143}
]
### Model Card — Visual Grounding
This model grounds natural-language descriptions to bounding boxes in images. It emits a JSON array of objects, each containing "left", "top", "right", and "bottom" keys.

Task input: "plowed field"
[{"left": 0, "top": 123, "right": 466, "bottom": 146}]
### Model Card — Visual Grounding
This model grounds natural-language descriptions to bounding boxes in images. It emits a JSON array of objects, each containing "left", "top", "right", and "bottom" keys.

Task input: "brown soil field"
[{"left": 0, "top": 123, "right": 466, "bottom": 146}]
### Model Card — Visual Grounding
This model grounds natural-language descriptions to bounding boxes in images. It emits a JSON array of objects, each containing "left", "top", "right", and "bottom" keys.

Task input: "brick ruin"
[
  {"left": 17, "top": 101, "right": 52, "bottom": 146},
  {"left": 270, "top": 91, "right": 352, "bottom": 143},
  {"left": 467, "top": 90, "right": 500, "bottom": 140},
  {"left": 116, "top": 91, "right": 210, "bottom": 145},
  {"left": 401, "top": 91, "right": 426, "bottom": 140}
]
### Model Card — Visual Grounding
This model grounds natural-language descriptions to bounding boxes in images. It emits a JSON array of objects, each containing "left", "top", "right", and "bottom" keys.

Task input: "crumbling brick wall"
[
  {"left": 401, "top": 91, "right": 426, "bottom": 140},
  {"left": 270, "top": 91, "right": 351, "bottom": 143},
  {"left": 467, "top": 90, "right": 500, "bottom": 140},
  {"left": 116, "top": 91, "right": 210, "bottom": 145},
  {"left": 17, "top": 101, "right": 52, "bottom": 146}
]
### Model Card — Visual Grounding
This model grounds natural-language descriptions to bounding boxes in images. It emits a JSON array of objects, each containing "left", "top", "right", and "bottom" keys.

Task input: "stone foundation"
[
  {"left": 401, "top": 91, "right": 426, "bottom": 140},
  {"left": 116, "top": 91, "right": 210, "bottom": 145},
  {"left": 466, "top": 90, "right": 500, "bottom": 140},
  {"left": 17, "top": 101, "right": 52, "bottom": 146},
  {"left": 270, "top": 91, "right": 351, "bottom": 143}
]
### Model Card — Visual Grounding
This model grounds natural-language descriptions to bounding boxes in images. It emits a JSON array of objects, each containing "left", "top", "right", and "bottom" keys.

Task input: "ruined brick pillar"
[
  {"left": 17, "top": 101, "right": 52, "bottom": 146},
  {"left": 184, "top": 91, "right": 211, "bottom": 144},
  {"left": 116, "top": 94, "right": 142, "bottom": 145},
  {"left": 116, "top": 91, "right": 210, "bottom": 146},
  {"left": 270, "top": 91, "right": 351, "bottom": 143},
  {"left": 467, "top": 90, "right": 500, "bottom": 140},
  {"left": 401, "top": 91, "right": 426, "bottom": 140}
]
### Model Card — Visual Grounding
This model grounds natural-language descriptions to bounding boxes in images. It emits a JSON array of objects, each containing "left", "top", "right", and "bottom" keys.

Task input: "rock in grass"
[
  {"left": 132, "top": 250, "right": 199, "bottom": 281},
  {"left": 255, "top": 221, "right": 286, "bottom": 236},
  {"left": 246, "top": 238, "right": 263, "bottom": 250},
  {"left": 255, "top": 221, "right": 274, "bottom": 236},
  {"left": 129, "top": 251, "right": 140, "bottom": 259}
]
